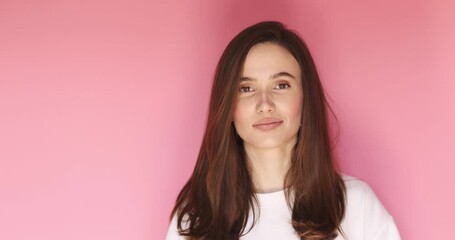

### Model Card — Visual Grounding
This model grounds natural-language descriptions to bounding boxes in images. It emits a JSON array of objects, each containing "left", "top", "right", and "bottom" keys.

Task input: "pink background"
[{"left": 1, "top": 0, "right": 454, "bottom": 239}]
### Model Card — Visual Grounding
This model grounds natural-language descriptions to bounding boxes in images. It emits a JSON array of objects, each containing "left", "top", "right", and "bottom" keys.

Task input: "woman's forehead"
[{"left": 241, "top": 43, "right": 301, "bottom": 79}]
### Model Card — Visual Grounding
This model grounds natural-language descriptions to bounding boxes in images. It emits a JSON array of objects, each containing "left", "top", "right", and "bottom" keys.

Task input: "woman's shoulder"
[
  {"left": 339, "top": 173, "right": 401, "bottom": 239},
  {"left": 341, "top": 173, "right": 375, "bottom": 195},
  {"left": 340, "top": 173, "right": 389, "bottom": 219},
  {"left": 166, "top": 213, "right": 191, "bottom": 240},
  {"left": 341, "top": 173, "right": 389, "bottom": 206}
]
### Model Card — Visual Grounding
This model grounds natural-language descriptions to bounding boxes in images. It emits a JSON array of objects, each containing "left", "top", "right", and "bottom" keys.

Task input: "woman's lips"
[{"left": 253, "top": 119, "right": 283, "bottom": 131}]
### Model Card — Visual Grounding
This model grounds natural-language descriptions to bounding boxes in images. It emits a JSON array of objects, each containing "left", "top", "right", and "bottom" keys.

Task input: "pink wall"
[{"left": 1, "top": 0, "right": 453, "bottom": 239}]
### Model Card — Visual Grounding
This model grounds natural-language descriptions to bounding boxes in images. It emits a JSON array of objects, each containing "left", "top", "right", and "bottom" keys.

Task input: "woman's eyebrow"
[
  {"left": 271, "top": 72, "right": 295, "bottom": 80},
  {"left": 240, "top": 76, "right": 254, "bottom": 82},
  {"left": 240, "top": 72, "right": 296, "bottom": 82}
]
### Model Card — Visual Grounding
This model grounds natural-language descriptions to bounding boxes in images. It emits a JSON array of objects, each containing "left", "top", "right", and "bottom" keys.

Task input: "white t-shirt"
[{"left": 166, "top": 174, "right": 401, "bottom": 239}]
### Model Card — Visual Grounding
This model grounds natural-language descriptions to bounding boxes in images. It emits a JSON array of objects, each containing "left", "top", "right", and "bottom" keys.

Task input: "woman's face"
[{"left": 233, "top": 42, "right": 303, "bottom": 150}]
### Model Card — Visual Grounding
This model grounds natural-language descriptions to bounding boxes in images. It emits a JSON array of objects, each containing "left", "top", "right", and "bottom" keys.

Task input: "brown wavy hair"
[{"left": 170, "top": 21, "right": 346, "bottom": 239}]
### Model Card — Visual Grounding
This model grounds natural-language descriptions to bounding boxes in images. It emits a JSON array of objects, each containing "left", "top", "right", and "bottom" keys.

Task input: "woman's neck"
[{"left": 244, "top": 144, "right": 293, "bottom": 193}]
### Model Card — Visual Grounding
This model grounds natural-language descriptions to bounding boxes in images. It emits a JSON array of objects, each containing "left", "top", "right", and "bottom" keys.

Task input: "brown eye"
[
  {"left": 240, "top": 86, "right": 254, "bottom": 93},
  {"left": 275, "top": 83, "right": 290, "bottom": 89}
]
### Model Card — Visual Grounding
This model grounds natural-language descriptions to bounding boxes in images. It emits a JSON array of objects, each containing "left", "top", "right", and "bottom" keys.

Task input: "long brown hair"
[{"left": 170, "top": 21, "right": 346, "bottom": 240}]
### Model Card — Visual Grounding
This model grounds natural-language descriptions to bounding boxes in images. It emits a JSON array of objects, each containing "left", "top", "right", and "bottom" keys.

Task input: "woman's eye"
[
  {"left": 275, "top": 83, "right": 290, "bottom": 89},
  {"left": 239, "top": 86, "right": 254, "bottom": 93}
]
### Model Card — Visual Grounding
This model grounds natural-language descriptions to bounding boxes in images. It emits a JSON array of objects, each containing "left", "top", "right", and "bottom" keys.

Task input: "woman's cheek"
[{"left": 287, "top": 96, "right": 303, "bottom": 120}]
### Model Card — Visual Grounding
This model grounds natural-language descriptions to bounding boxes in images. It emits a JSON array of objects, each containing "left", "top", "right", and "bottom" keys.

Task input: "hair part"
[{"left": 171, "top": 21, "right": 346, "bottom": 240}]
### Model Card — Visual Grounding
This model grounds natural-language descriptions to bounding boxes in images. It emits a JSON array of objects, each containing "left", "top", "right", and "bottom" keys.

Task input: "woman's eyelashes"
[
  {"left": 239, "top": 82, "right": 291, "bottom": 93},
  {"left": 274, "top": 82, "right": 291, "bottom": 89},
  {"left": 239, "top": 85, "right": 254, "bottom": 93}
]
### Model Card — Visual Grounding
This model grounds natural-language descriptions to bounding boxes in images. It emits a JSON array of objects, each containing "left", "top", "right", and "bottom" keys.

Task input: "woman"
[{"left": 166, "top": 21, "right": 400, "bottom": 239}]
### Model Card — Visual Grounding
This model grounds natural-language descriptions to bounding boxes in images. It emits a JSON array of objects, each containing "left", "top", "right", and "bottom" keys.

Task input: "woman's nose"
[{"left": 256, "top": 91, "right": 275, "bottom": 113}]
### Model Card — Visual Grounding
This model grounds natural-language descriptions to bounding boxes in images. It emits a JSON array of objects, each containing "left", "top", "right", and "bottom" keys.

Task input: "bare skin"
[{"left": 233, "top": 42, "right": 303, "bottom": 193}]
